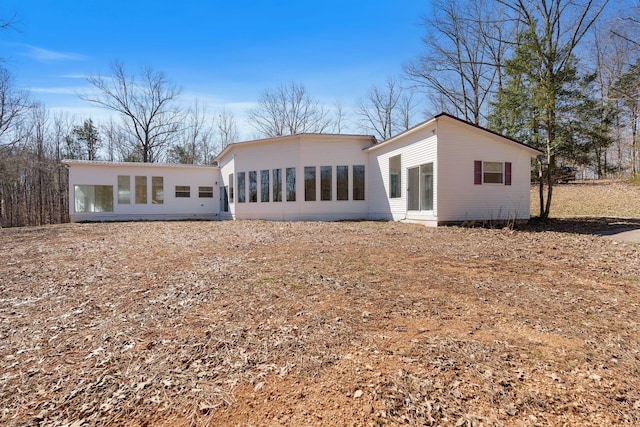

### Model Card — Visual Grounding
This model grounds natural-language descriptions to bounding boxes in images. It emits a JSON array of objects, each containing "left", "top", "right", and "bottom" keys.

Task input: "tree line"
[{"left": 1, "top": 0, "right": 639, "bottom": 227}]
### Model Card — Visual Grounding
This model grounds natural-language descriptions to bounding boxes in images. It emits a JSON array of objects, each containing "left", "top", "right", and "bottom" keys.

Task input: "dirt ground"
[{"left": 1, "top": 180, "right": 639, "bottom": 426}]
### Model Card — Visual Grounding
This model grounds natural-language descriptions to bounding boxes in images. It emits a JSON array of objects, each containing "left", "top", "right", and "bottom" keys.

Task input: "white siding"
[
  {"left": 368, "top": 125, "right": 438, "bottom": 223},
  {"left": 436, "top": 116, "right": 534, "bottom": 223},
  {"left": 67, "top": 162, "right": 220, "bottom": 222},
  {"left": 217, "top": 135, "right": 373, "bottom": 221}
]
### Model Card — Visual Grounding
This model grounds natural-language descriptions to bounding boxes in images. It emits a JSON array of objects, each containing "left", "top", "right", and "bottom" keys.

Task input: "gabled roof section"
[
  {"left": 215, "top": 133, "right": 377, "bottom": 161},
  {"left": 62, "top": 159, "right": 218, "bottom": 169},
  {"left": 366, "top": 112, "right": 543, "bottom": 157}
]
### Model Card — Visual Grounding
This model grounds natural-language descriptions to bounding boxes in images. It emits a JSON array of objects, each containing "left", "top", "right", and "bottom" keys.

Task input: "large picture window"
[
  {"left": 74, "top": 185, "right": 113, "bottom": 213},
  {"left": 321, "top": 166, "right": 332, "bottom": 201},
  {"left": 337, "top": 165, "right": 348, "bottom": 201},
  {"left": 273, "top": 169, "right": 282, "bottom": 202},
  {"left": 117, "top": 175, "right": 130, "bottom": 204},
  {"left": 237, "top": 172, "right": 246, "bottom": 203},
  {"left": 353, "top": 165, "right": 365, "bottom": 201},
  {"left": 389, "top": 155, "right": 401, "bottom": 198},
  {"left": 152, "top": 176, "right": 164, "bottom": 204},
  {"left": 286, "top": 167, "right": 296, "bottom": 201},
  {"left": 135, "top": 176, "right": 147, "bottom": 204},
  {"left": 261, "top": 170, "right": 270, "bottom": 202},
  {"left": 249, "top": 171, "right": 257, "bottom": 202}
]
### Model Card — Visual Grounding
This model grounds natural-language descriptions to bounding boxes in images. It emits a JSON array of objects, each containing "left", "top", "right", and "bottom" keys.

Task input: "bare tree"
[
  {"left": 168, "top": 100, "right": 215, "bottom": 164},
  {"left": 80, "top": 61, "right": 182, "bottom": 162},
  {"left": 404, "top": 0, "right": 510, "bottom": 125},
  {"left": 357, "top": 77, "right": 415, "bottom": 140},
  {"left": 215, "top": 106, "right": 239, "bottom": 153},
  {"left": 332, "top": 100, "right": 349, "bottom": 134},
  {"left": 612, "top": 1, "right": 640, "bottom": 47},
  {"left": 0, "top": 67, "right": 32, "bottom": 150},
  {"left": 247, "top": 82, "right": 332, "bottom": 137},
  {"left": 101, "top": 118, "right": 126, "bottom": 162},
  {"left": 592, "top": 18, "right": 637, "bottom": 175}
]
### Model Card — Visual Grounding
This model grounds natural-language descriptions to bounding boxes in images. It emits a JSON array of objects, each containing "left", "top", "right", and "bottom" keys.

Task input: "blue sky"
[{"left": 1, "top": 0, "right": 431, "bottom": 136}]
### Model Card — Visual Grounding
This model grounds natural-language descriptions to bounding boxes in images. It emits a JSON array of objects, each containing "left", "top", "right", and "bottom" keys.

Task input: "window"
[
  {"left": 176, "top": 186, "right": 191, "bottom": 198},
  {"left": 152, "top": 176, "right": 163, "bottom": 204},
  {"left": 221, "top": 187, "right": 229, "bottom": 211},
  {"left": 304, "top": 166, "right": 316, "bottom": 201},
  {"left": 408, "top": 167, "right": 419, "bottom": 211},
  {"left": 337, "top": 165, "right": 348, "bottom": 201},
  {"left": 74, "top": 185, "right": 113, "bottom": 212},
  {"left": 117, "top": 175, "right": 130, "bottom": 204},
  {"left": 199, "top": 186, "right": 213, "bottom": 198},
  {"left": 229, "top": 173, "right": 234, "bottom": 202},
  {"left": 249, "top": 171, "right": 257, "bottom": 202},
  {"left": 135, "top": 176, "right": 147, "bottom": 204},
  {"left": 273, "top": 169, "right": 282, "bottom": 202},
  {"left": 389, "top": 155, "right": 401, "bottom": 198},
  {"left": 286, "top": 167, "right": 296, "bottom": 201},
  {"left": 237, "top": 172, "right": 246, "bottom": 203},
  {"left": 408, "top": 163, "right": 434, "bottom": 211},
  {"left": 353, "top": 165, "right": 365, "bottom": 201},
  {"left": 321, "top": 166, "right": 332, "bottom": 201},
  {"left": 261, "top": 170, "right": 270, "bottom": 202},
  {"left": 483, "top": 162, "right": 503, "bottom": 184}
]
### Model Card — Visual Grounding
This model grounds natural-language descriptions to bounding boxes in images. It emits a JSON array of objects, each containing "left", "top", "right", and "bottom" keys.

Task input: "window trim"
[
  {"left": 407, "top": 162, "right": 434, "bottom": 212},
  {"left": 249, "top": 170, "right": 257, "bottom": 203},
  {"left": 320, "top": 165, "right": 332, "bottom": 201},
  {"left": 260, "top": 170, "right": 270, "bottom": 202},
  {"left": 286, "top": 167, "right": 296, "bottom": 202},
  {"left": 237, "top": 172, "right": 246, "bottom": 203},
  {"left": 198, "top": 186, "right": 213, "bottom": 198},
  {"left": 304, "top": 166, "right": 316, "bottom": 202},
  {"left": 475, "top": 161, "right": 512, "bottom": 185},
  {"left": 135, "top": 176, "right": 147, "bottom": 204},
  {"left": 117, "top": 175, "right": 130, "bottom": 204},
  {"left": 389, "top": 154, "right": 401, "bottom": 198},
  {"left": 353, "top": 165, "right": 365, "bottom": 201},
  {"left": 175, "top": 185, "right": 191, "bottom": 198},
  {"left": 337, "top": 165, "right": 348, "bottom": 201},
  {"left": 273, "top": 168, "right": 282, "bottom": 202}
]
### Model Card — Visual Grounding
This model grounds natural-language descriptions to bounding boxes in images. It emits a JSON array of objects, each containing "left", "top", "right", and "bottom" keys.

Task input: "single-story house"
[{"left": 64, "top": 113, "right": 542, "bottom": 226}]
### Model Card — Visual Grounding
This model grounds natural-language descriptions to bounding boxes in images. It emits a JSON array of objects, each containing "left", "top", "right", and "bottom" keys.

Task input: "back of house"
[{"left": 64, "top": 114, "right": 541, "bottom": 225}]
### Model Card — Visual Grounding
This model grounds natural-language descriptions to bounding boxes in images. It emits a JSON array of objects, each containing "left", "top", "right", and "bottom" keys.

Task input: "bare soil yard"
[{"left": 1, "top": 180, "right": 639, "bottom": 426}]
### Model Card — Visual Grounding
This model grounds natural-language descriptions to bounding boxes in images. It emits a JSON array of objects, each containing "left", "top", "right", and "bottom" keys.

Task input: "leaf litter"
[{"left": 1, "top": 182, "right": 640, "bottom": 426}]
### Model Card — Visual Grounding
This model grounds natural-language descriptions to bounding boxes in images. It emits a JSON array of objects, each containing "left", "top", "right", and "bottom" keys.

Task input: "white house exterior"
[
  {"left": 65, "top": 161, "right": 219, "bottom": 222},
  {"left": 64, "top": 113, "right": 542, "bottom": 226}
]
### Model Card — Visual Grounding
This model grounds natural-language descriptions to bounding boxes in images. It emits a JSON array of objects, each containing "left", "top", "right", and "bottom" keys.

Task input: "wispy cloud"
[
  {"left": 16, "top": 43, "right": 86, "bottom": 62},
  {"left": 29, "top": 86, "right": 80, "bottom": 95}
]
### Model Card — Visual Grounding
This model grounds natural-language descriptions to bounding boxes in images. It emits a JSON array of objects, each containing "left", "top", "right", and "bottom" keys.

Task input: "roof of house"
[
  {"left": 214, "top": 133, "right": 377, "bottom": 162},
  {"left": 366, "top": 112, "right": 543, "bottom": 156},
  {"left": 62, "top": 159, "right": 219, "bottom": 169}
]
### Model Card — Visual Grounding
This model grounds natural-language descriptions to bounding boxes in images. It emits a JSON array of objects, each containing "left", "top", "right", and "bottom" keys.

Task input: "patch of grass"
[
  {"left": 628, "top": 174, "right": 640, "bottom": 186},
  {"left": 253, "top": 277, "right": 275, "bottom": 287}
]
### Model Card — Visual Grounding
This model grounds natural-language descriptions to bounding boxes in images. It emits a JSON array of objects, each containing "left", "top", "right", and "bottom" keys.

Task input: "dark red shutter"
[
  {"left": 505, "top": 162, "right": 512, "bottom": 186},
  {"left": 474, "top": 161, "right": 482, "bottom": 185}
]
